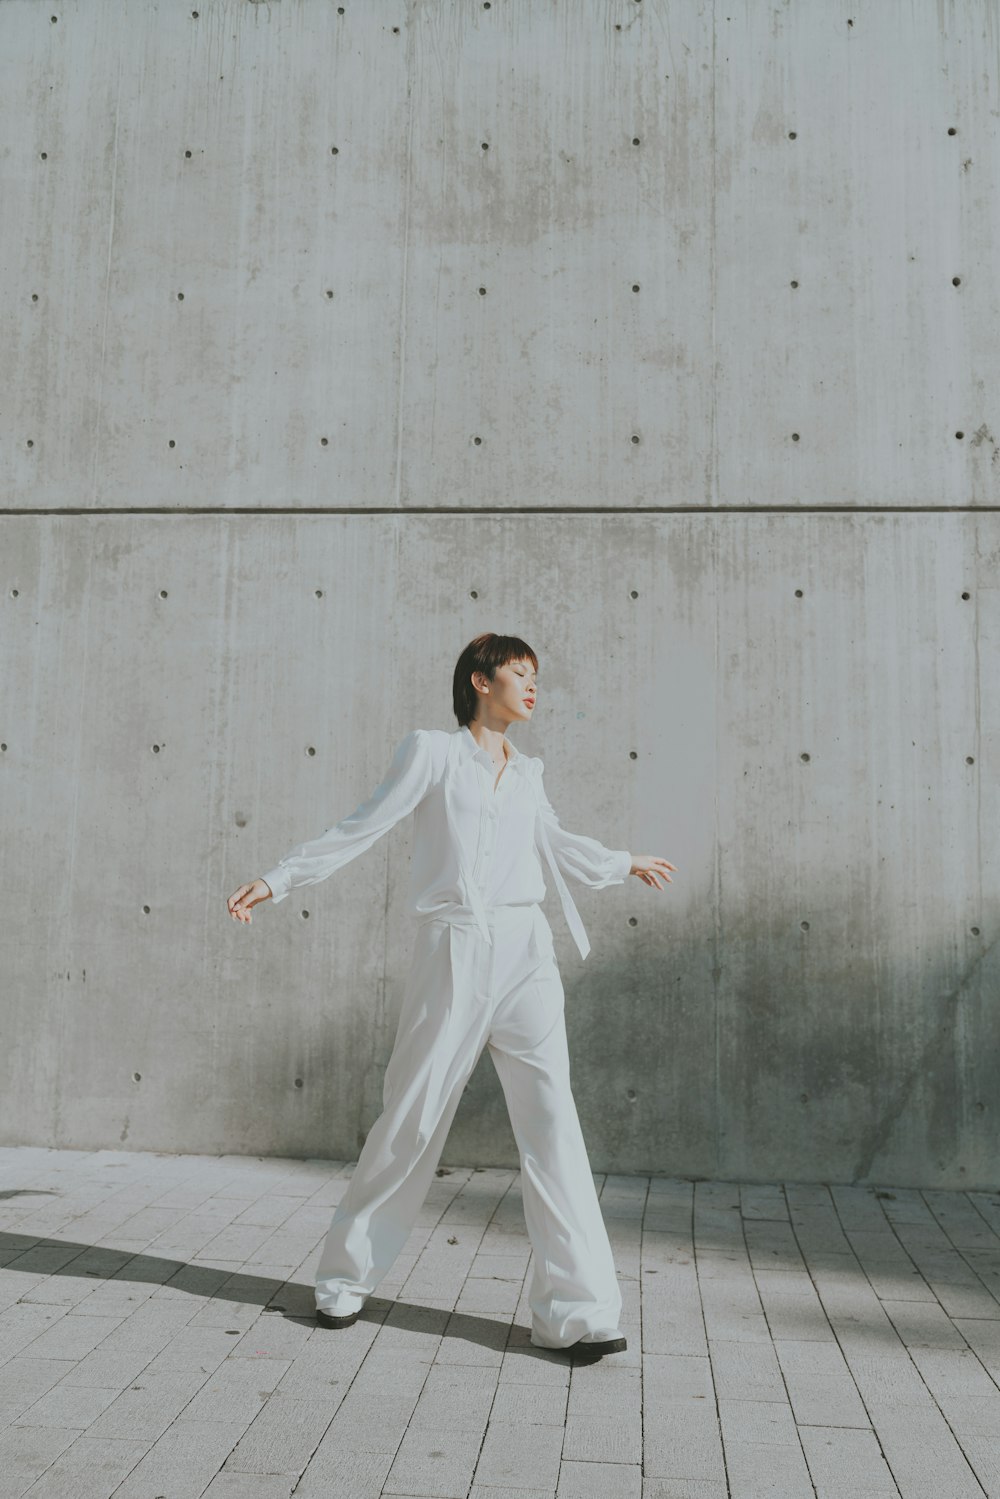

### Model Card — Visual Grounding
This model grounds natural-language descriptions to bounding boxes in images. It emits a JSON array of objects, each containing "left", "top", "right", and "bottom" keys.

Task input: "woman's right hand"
[{"left": 227, "top": 879, "right": 272, "bottom": 925}]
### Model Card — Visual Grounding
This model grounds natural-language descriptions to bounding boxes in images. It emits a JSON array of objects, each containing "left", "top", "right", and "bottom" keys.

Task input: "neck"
[{"left": 467, "top": 722, "right": 510, "bottom": 760}]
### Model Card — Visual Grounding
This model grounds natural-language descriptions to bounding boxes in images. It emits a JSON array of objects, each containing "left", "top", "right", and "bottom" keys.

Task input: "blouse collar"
[{"left": 458, "top": 723, "right": 523, "bottom": 771}]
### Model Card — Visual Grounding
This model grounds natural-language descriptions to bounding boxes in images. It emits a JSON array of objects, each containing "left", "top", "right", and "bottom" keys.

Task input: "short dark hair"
[{"left": 452, "top": 632, "right": 539, "bottom": 727}]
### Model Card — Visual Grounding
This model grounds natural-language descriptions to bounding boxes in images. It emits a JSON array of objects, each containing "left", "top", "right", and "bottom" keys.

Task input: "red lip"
[{"left": 524, "top": 700, "right": 535, "bottom": 706}]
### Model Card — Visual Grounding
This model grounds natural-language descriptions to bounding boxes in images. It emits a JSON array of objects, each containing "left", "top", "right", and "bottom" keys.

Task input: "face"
[{"left": 472, "top": 658, "right": 538, "bottom": 724}]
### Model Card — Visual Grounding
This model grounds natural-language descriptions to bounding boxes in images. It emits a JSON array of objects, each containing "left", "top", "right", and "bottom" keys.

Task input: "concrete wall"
[{"left": 2, "top": 0, "right": 998, "bottom": 1188}]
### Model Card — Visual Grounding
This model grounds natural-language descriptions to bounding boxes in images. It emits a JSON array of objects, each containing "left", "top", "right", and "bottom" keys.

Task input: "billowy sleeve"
[
  {"left": 260, "top": 729, "right": 433, "bottom": 904},
  {"left": 531, "top": 757, "right": 632, "bottom": 889}
]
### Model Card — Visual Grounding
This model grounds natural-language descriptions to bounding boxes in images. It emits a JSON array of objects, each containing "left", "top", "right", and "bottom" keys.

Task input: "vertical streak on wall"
[
  {"left": 393, "top": 18, "right": 416, "bottom": 515},
  {"left": 89, "top": 43, "right": 123, "bottom": 511},
  {"left": 710, "top": 0, "right": 722, "bottom": 1178}
]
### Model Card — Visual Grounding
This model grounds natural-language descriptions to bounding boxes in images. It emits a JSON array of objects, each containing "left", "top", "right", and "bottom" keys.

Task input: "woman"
[{"left": 227, "top": 632, "right": 676, "bottom": 1360}]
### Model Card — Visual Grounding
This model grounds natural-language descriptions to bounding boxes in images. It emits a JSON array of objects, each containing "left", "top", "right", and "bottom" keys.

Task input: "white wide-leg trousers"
[{"left": 314, "top": 902, "right": 622, "bottom": 1348}]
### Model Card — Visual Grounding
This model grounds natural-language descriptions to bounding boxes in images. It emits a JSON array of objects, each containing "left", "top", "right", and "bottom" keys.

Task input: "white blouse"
[{"left": 261, "top": 725, "right": 632, "bottom": 960}]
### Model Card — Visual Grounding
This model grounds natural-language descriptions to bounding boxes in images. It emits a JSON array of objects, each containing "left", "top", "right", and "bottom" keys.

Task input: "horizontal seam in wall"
[{"left": 2, "top": 506, "right": 998, "bottom": 518}]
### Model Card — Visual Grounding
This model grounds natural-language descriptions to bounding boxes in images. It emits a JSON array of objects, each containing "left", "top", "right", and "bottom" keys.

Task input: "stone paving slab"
[{"left": 2, "top": 1149, "right": 1000, "bottom": 1496}]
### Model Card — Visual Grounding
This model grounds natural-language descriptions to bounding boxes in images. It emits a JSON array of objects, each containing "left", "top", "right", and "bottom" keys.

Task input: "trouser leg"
[
  {"left": 314, "top": 919, "right": 490, "bottom": 1314},
  {"left": 487, "top": 909, "right": 622, "bottom": 1347}
]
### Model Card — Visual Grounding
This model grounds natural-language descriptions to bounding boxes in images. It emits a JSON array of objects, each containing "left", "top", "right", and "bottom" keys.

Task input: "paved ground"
[{"left": 2, "top": 1149, "right": 1000, "bottom": 1498}]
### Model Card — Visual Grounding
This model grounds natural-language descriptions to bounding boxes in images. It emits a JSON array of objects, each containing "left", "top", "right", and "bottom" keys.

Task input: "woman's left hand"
[{"left": 629, "top": 855, "right": 677, "bottom": 889}]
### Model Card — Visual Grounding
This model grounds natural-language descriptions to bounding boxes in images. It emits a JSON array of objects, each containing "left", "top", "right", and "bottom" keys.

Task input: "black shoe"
[
  {"left": 566, "top": 1328, "right": 628, "bottom": 1360},
  {"left": 316, "top": 1307, "right": 362, "bottom": 1328}
]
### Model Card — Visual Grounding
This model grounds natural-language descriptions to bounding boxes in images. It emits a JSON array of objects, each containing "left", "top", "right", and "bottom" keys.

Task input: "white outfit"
[{"left": 261, "top": 725, "right": 632, "bottom": 1348}]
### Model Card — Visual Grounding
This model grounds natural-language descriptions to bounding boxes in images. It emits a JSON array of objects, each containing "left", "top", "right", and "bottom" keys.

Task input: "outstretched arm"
[{"left": 260, "top": 729, "right": 433, "bottom": 904}]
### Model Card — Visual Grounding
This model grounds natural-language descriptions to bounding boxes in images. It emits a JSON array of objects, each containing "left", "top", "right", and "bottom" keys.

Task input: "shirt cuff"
[
  {"left": 260, "top": 867, "right": 291, "bottom": 904},
  {"left": 614, "top": 849, "right": 633, "bottom": 882}
]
